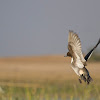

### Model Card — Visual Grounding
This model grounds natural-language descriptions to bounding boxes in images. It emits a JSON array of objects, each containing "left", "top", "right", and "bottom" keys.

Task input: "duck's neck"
[{"left": 71, "top": 57, "right": 73, "bottom": 63}]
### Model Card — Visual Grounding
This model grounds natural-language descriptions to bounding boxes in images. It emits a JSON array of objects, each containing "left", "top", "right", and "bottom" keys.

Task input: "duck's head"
[{"left": 64, "top": 52, "right": 72, "bottom": 57}]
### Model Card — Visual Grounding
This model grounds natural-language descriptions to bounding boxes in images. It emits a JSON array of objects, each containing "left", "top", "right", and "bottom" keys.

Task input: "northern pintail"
[{"left": 64, "top": 30, "right": 100, "bottom": 84}]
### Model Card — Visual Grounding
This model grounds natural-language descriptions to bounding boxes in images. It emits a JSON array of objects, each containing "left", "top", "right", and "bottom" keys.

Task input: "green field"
[{"left": 1, "top": 80, "right": 100, "bottom": 100}]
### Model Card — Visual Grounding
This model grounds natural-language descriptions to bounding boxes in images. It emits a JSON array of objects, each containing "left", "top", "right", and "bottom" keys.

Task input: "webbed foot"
[
  {"left": 87, "top": 76, "right": 93, "bottom": 85},
  {"left": 80, "top": 74, "right": 86, "bottom": 82},
  {"left": 79, "top": 79, "right": 82, "bottom": 83}
]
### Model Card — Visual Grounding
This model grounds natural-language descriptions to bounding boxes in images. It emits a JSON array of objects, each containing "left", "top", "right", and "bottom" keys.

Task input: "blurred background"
[{"left": 0, "top": 0, "right": 100, "bottom": 100}]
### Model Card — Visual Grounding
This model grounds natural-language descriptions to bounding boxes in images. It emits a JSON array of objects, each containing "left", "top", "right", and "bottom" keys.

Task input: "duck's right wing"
[{"left": 84, "top": 38, "right": 100, "bottom": 61}]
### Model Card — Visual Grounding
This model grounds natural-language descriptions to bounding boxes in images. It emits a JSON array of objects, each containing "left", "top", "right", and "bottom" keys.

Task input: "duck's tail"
[{"left": 84, "top": 38, "right": 100, "bottom": 61}]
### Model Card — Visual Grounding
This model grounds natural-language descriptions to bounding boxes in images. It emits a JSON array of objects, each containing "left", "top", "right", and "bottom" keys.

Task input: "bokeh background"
[
  {"left": 0, "top": 0, "right": 100, "bottom": 57},
  {"left": 0, "top": 0, "right": 100, "bottom": 100}
]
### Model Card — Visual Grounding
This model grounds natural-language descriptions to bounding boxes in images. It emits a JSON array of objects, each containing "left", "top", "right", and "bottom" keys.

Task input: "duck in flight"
[{"left": 64, "top": 30, "right": 100, "bottom": 84}]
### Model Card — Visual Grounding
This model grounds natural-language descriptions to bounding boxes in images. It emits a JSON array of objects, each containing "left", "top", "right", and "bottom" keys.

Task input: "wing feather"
[{"left": 68, "top": 30, "right": 86, "bottom": 68}]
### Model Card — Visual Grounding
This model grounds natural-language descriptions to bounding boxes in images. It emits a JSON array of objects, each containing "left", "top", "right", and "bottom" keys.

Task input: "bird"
[{"left": 64, "top": 30, "right": 100, "bottom": 84}]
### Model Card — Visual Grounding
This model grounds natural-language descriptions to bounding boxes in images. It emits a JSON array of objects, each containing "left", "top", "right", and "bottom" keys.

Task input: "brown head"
[{"left": 64, "top": 52, "right": 72, "bottom": 57}]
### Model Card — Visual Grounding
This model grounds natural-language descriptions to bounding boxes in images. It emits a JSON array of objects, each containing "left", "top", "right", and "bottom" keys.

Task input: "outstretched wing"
[
  {"left": 84, "top": 38, "right": 100, "bottom": 61},
  {"left": 68, "top": 30, "right": 86, "bottom": 68}
]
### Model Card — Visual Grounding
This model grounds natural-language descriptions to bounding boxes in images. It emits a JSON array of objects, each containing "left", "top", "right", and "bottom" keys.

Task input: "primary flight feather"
[{"left": 65, "top": 30, "right": 100, "bottom": 84}]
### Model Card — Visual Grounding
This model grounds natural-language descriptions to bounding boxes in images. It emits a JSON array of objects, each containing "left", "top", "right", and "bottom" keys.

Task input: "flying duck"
[{"left": 64, "top": 30, "right": 100, "bottom": 84}]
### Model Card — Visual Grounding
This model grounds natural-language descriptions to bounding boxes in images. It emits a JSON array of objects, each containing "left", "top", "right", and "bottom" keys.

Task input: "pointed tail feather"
[{"left": 84, "top": 38, "right": 100, "bottom": 61}]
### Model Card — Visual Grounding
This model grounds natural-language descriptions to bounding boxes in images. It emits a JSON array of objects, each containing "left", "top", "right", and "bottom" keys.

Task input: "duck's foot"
[
  {"left": 80, "top": 74, "right": 86, "bottom": 82},
  {"left": 79, "top": 79, "right": 82, "bottom": 84},
  {"left": 87, "top": 76, "right": 93, "bottom": 85},
  {"left": 87, "top": 81, "right": 90, "bottom": 85},
  {"left": 83, "top": 76, "right": 86, "bottom": 82}
]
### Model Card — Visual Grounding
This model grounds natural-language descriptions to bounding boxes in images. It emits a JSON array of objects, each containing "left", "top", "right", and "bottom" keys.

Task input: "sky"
[{"left": 0, "top": 0, "right": 100, "bottom": 57}]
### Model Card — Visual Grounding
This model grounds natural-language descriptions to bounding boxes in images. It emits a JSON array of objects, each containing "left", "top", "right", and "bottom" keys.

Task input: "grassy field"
[{"left": 0, "top": 55, "right": 100, "bottom": 100}]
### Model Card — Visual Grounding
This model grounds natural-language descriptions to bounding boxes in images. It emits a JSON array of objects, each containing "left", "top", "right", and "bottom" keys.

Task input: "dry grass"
[{"left": 0, "top": 55, "right": 100, "bottom": 86}]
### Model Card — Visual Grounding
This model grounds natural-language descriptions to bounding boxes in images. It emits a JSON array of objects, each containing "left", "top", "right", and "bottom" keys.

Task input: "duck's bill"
[{"left": 64, "top": 54, "right": 67, "bottom": 57}]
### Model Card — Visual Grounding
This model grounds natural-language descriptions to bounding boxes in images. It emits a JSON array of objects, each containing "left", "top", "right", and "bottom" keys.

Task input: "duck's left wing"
[
  {"left": 68, "top": 30, "right": 86, "bottom": 65},
  {"left": 84, "top": 38, "right": 100, "bottom": 61}
]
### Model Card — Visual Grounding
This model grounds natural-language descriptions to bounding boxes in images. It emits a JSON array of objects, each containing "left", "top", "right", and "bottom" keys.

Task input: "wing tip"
[
  {"left": 69, "top": 30, "right": 79, "bottom": 36},
  {"left": 69, "top": 30, "right": 73, "bottom": 33},
  {"left": 96, "top": 38, "right": 100, "bottom": 48},
  {"left": 68, "top": 30, "right": 81, "bottom": 43},
  {"left": 99, "top": 38, "right": 100, "bottom": 43}
]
